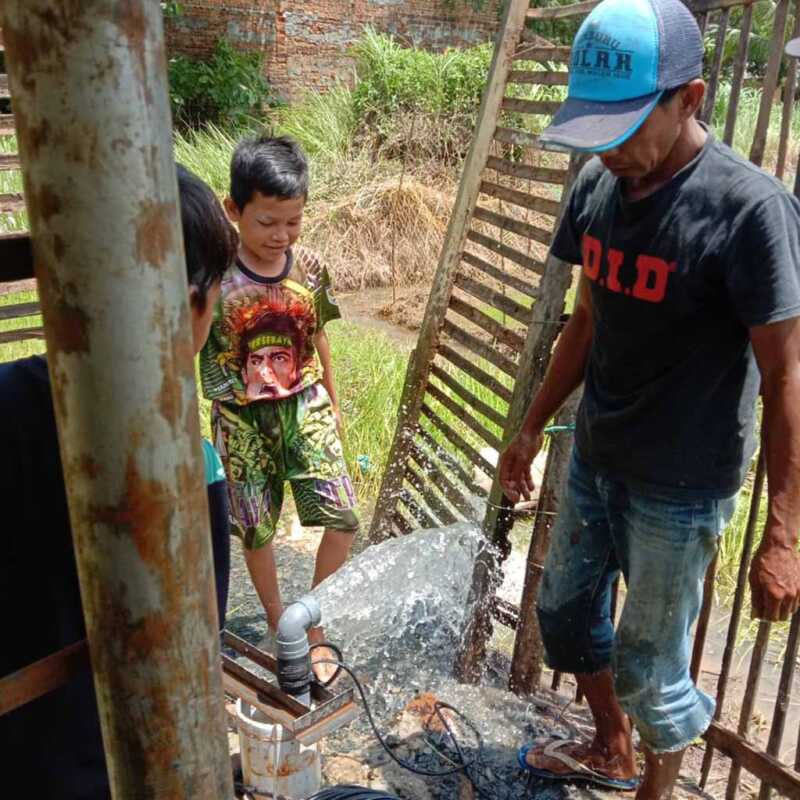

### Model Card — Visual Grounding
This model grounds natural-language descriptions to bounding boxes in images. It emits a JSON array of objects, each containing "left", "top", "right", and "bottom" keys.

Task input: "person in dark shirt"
[
  {"left": 0, "top": 165, "right": 238, "bottom": 799},
  {"left": 501, "top": 2, "right": 800, "bottom": 798}
]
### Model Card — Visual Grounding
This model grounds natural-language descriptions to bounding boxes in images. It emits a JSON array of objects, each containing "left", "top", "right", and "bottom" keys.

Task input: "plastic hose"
[{"left": 306, "top": 788, "right": 400, "bottom": 800}]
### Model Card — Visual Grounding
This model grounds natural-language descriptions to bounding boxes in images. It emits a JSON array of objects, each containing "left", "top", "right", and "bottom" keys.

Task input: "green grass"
[
  {"left": 0, "top": 135, "right": 26, "bottom": 234},
  {"left": 0, "top": 290, "right": 45, "bottom": 362}
]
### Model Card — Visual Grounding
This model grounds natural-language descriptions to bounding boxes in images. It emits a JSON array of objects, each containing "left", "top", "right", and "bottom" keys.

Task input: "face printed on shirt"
[{"left": 244, "top": 343, "right": 298, "bottom": 399}]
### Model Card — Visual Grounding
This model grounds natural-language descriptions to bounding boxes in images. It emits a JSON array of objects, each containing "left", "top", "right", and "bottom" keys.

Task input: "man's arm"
[
  {"left": 749, "top": 317, "right": 800, "bottom": 621},
  {"left": 313, "top": 328, "right": 342, "bottom": 434},
  {"left": 499, "top": 275, "right": 593, "bottom": 502}
]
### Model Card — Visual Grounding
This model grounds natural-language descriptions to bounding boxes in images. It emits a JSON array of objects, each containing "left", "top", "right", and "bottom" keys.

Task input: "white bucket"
[{"left": 236, "top": 699, "right": 321, "bottom": 799}]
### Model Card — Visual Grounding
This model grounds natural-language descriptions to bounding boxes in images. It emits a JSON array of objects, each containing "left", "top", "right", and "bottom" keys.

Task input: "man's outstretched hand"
[
  {"left": 749, "top": 541, "right": 800, "bottom": 622},
  {"left": 498, "top": 431, "right": 544, "bottom": 503}
]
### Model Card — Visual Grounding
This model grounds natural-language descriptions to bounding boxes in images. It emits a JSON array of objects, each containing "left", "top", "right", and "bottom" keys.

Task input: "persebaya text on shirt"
[
  {"left": 201, "top": 245, "right": 341, "bottom": 405},
  {"left": 582, "top": 234, "right": 676, "bottom": 304}
]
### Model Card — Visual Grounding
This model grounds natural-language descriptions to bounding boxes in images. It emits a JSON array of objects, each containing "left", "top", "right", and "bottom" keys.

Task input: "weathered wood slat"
[
  {"left": 507, "top": 70, "right": 568, "bottom": 86},
  {"left": 415, "top": 425, "right": 489, "bottom": 499},
  {"left": 723, "top": 3, "right": 754, "bottom": 146},
  {"left": 501, "top": 97, "right": 561, "bottom": 117},
  {"left": 0, "top": 114, "right": 14, "bottom": 136},
  {"left": 472, "top": 205, "right": 552, "bottom": 247},
  {"left": 426, "top": 381, "right": 503, "bottom": 452},
  {"left": 0, "top": 640, "right": 90, "bottom": 715},
  {"left": 0, "top": 74, "right": 9, "bottom": 99},
  {"left": 420, "top": 403, "right": 496, "bottom": 478},
  {"left": 0, "top": 327, "right": 44, "bottom": 343},
  {"left": 462, "top": 250, "right": 538, "bottom": 299},
  {"left": 0, "top": 232, "right": 34, "bottom": 282},
  {"left": 448, "top": 294, "right": 527, "bottom": 353},
  {"left": 408, "top": 441, "right": 477, "bottom": 518},
  {"left": 390, "top": 509, "right": 414, "bottom": 536},
  {"left": 491, "top": 596, "right": 520, "bottom": 629},
  {"left": 480, "top": 178, "right": 561, "bottom": 218},
  {"left": 454, "top": 272, "right": 531, "bottom": 326},
  {"left": 750, "top": 0, "right": 790, "bottom": 167},
  {"left": 777, "top": 1, "right": 800, "bottom": 179},
  {"left": 0, "top": 153, "right": 20, "bottom": 171},
  {"left": 466, "top": 229, "right": 546, "bottom": 276},
  {"left": 430, "top": 362, "right": 507, "bottom": 429},
  {"left": 0, "top": 192, "right": 25, "bottom": 214},
  {"left": 690, "top": 554, "right": 718, "bottom": 683},
  {"left": 705, "top": 722, "right": 800, "bottom": 799},
  {"left": 405, "top": 463, "right": 459, "bottom": 526},
  {"left": 485, "top": 154, "right": 568, "bottom": 187},
  {"left": 701, "top": 7, "right": 731, "bottom": 123},
  {"left": 437, "top": 343, "right": 513, "bottom": 404},
  {"left": 514, "top": 43, "right": 572, "bottom": 63},
  {"left": 0, "top": 301, "right": 39, "bottom": 321},
  {"left": 442, "top": 317, "right": 518, "bottom": 378},
  {"left": 398, "top": 487, "right": 438, "bottom": 530},
  {"left": 494, "top": 126, "right": 539, "bottom": 150}
]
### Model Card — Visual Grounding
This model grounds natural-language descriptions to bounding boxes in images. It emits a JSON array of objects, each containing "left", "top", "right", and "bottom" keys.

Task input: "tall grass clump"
[{"left": 0, "top": 135, "right": 26, "bottom": 234}]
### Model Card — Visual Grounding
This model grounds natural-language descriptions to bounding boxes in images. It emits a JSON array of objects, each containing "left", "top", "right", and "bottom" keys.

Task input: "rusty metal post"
[{"left": 1, "top": 3, "right": 233, "bottom": 798}]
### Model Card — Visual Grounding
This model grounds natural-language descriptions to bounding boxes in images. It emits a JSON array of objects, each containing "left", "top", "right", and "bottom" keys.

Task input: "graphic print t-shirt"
[
  {"left": 201, "top": 245, "right": 340, "bottom": 404},
  {"left": 551, "top": 133, "right": 800, "bottom": 499}
]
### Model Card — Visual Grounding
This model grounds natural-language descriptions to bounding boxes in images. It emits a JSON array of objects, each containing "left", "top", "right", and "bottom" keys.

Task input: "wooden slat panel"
[
  {"left": 0, "top": 74, "right": 9, "bottom": 99},
  {"left": 514, "top": 43, "right": 572, "bottom": 63},
  {"left": 501, "top": 97, "right": 561, "bottom": 117},
  {"left": 0, "top": 153, "right": 19, "bottom": 171},
  {"left": 472, "top": 205, "right": 552, "bottom": 247},
  {"left": 705, "top": 722, "right": 800, "bottom": 799},
  {"left": 462, "top": 250, "right": 538, "bottom": 299},
  {"left": 0, "top": 327, "right": 44, "bottom": 343},
  {"left": 426, "top": 381, "right": 503, "bottom": 452},
  {"left": 507, "top": 70, "right": 568, "bottom": 86},
  {"left": 448, "top": 294, "right": 527, "bottom": 353},
  {"left": 723, "top": 3, "right": 754, "bottom": 146},
  {"left": 420, "top": 403, "right": 495, "bottom": 478},
  {"left": 0, "top": 640, "right": 90, "bottom": 715},
  {"left": 700, "top": 7, "right": 731, "bottom": 123},
  {"left": 454, "top": 272, "right": 531, "bottom": 326},
  {"left": 466, "top": 228, "right": 546, "bottom": 276},
  {"left": 416, "top": 425, "right": 488, "bottom": 499},
  {"left": 0, "top": 115, "right": 14, "bottom": 136},
  {"left": 398, "top": 487, "right": 438, "bottom": 530},
  {"left": 442, "top": 318, "right": 517, "bottom": 378},
  {"left": 405, "top": 463, "right": 459, "bottom": 526},
  {"left": 437, "top": 343, "right": 513, "bottom": 404},
  {"left": 408, "top": 441, "right": 477, "bottom": 518},
  {"left": 430, "top": 363, "right": 506, "bottom": 428},
  {"left": 777, "top": 1, "right": 800, "bottom": 179},
  {"left": 0, "top": 192, "right": 25, "bottom": 214},
  {"left": 0, "top": 232, "right": 34, "bottom": 282},
  {"left": 390, "top": 509, "right": 414, "bottom": 536},
  {"left": 480, "top": 178, "right": 561, "bottom": 217},
  {"left": 485, "top": 154, "right": 567, "bottom": 186},
  {"left": 494, "top": 126, "right": 539, "bottom": 149},
  {"left": 0, "top": 301, "right": 40, "bottom": 321}
]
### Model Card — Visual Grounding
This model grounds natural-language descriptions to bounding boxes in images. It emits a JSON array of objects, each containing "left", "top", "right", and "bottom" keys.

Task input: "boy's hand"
[{"left": 499, "top": 431, "right": 543, "bottom": 503}]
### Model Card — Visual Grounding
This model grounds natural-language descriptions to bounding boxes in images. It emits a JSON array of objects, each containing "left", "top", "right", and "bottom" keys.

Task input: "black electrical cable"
[{"left": 306, "top": 787, "right": 401, "bottom": 800}]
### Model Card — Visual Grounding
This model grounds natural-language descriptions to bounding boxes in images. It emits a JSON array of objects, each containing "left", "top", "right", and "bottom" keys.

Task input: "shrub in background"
[{"left": 168, "top": 39, "right": 278, "bottom": 129}]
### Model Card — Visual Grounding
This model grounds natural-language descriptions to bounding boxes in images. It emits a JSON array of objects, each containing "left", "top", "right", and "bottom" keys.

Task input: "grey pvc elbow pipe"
[{"left": 276, "top": 595, "right": 322, "bottom": 707}]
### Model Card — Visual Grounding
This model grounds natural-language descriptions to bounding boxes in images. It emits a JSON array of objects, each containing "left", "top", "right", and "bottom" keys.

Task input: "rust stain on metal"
[
  {"left": 45, "top": 299, "right": 91, "bottom": 355},
  {"left": 159, "top": 327, "right": 193, "bottom": 427},
  {"left": 135, "top": 200, "right": 174, "bottom": 268},
  {"left": 91, "top": 455, "right": 174, "bottom": 568},
  {"left": 79, "top": 455, "right": 101, "bottom": 480},
  {"left": 115, "top": 0, "right": 151, "bottom": 103},
  {"left": 36, "top": 184, "right": 62, "bottom": 222}
]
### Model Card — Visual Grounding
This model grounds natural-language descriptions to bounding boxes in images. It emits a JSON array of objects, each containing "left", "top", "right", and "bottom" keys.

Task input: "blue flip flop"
[{"left": 518, "top": 740, "right": 639, "bottom": 792}]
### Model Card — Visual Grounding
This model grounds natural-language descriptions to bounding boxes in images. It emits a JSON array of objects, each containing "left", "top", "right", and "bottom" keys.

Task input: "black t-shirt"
[
  {"left": 551, "top": 133, "right": 800, "bottom": 498},
  {"left": 0, "top": 356, "right": 230, "bottom": 799}
]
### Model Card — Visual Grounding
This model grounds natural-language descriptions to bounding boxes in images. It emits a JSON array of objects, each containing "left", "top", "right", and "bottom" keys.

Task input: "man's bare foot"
[{"left": 526, "top": 739, "right": 637, "bottom": 782}]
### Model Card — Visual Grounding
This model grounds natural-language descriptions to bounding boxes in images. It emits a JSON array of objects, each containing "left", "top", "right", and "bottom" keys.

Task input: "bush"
[{"left": 168, "top": 39, "right": 277, "bottom": 129}]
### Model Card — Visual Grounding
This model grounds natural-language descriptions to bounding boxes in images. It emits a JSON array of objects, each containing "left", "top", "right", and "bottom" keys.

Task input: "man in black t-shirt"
[
  {"left": 500, "top": 1, "right": 800, "bottom": 798},
  {"left": 0, "top": 166, "right": 237, "bottom": 799}
]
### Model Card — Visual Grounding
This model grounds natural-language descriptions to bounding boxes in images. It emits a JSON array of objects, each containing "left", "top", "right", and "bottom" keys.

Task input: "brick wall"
[{"left": 164, "top": 1, "right": 503, "bottom": 100}]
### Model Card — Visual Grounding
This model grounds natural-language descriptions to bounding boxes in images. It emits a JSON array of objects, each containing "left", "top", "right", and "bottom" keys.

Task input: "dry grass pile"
[{"left": 304, "top": 175, "right": 453, "bottom": 292}]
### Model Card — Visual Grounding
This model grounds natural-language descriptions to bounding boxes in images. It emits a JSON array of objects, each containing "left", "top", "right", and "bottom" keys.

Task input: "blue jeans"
[{"left": 537, "top": 452, "right": 735, "bottom": 753}]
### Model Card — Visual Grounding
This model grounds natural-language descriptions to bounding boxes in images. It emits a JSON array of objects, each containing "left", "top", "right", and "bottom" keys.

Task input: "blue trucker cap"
[{"left": 538, "top": 0, "right": 704, "bottom": 153}]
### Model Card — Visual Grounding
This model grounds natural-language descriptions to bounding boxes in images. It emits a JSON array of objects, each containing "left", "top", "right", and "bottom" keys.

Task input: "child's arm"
[{"left": 313, "top": 329, "right": 342, "bottom": 436}]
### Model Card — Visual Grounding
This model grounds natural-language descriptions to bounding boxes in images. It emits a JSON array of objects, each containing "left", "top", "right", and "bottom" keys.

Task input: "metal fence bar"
[{"left": 1, "top": 3, "right": 232, "bottom": 797}]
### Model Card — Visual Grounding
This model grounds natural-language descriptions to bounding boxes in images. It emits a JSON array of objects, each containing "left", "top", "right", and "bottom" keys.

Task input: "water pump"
[{"left": 276, "top": 595, "right": 322, "bottom": 706}]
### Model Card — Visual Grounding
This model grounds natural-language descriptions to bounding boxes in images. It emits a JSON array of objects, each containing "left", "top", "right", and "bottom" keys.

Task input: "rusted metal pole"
[{"left": 1, "top": 3, "right": 232, "bottom": 798}]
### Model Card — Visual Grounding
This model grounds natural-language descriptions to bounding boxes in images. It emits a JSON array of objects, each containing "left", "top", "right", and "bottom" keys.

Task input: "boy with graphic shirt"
[{"left": 201, "top": 136, "right": 357, "bottom": 679}]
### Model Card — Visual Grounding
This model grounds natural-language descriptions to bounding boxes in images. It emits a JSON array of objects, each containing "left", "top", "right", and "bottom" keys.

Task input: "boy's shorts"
[{"left": 212, "top": 383, "right": 359, "bottom": 549}]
